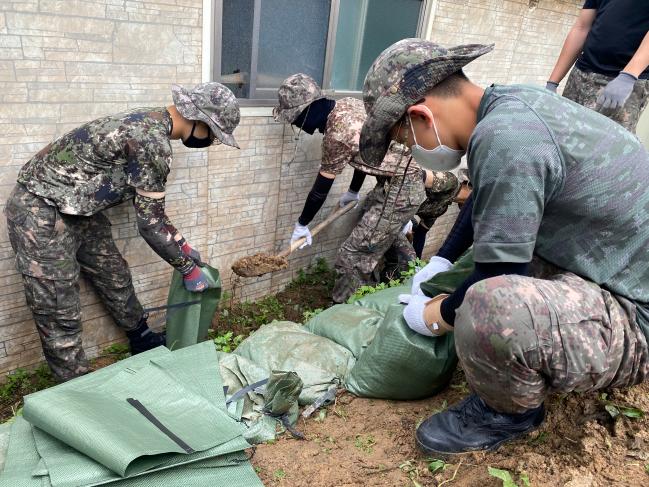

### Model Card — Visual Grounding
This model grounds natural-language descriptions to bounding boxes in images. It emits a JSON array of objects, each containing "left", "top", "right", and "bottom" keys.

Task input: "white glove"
[
  {"left": 401, "top": 220, "right": 413, "bottom": 235},
  {"left": 411, "top": 256, "right": 452, "bottom": 295},
  {"left": 398, "top": 294, "right": 436, "bottom": 336},
  {"left": 291, "top": 223, "right": 312, "bottom": 249},
  {"left": 339, "top": 190, "right": 360, "bottom": 208}
]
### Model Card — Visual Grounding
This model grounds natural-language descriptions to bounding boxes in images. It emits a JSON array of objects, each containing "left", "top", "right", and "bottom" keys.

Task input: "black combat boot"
[
  {"left": 416, "top": 393, "right": 545, "bottom": 455},
  {"left": 126, "top": 313, "right": 166, "bottom": 355}
]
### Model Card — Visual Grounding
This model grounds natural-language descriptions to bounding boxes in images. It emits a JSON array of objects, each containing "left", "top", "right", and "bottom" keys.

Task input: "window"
[{"left": 213, "top": 0, "right": 428, "bottom": 102}]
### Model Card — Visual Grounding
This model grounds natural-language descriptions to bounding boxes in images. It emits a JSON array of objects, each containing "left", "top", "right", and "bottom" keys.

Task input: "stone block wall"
[{"left": 0, "top": 0, "right": 582, "bottom": 375}]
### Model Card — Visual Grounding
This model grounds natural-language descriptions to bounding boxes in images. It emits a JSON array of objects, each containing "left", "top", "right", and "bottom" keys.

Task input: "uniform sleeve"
[
  {"left": 469, "top": 111, "right": 564, "bottom": 264},
  {"left": 583, "top": 0, "right": 598, "bottom": 9},
  {"left": 321, "top": 135, "right": 354, "bottom": 175},
  {"left": 125, "top": 135, "right": 172, "bottom": 192}
]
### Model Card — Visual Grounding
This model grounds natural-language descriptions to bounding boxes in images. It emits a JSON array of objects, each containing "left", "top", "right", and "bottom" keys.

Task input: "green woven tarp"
[
  {"left": 234, "top": 321, "right": 355, "bottom": 405},
  {"left": 0, "top": 341, "right": 263, "bottom": 487},
  {"left": 2, "top": 417, "right": 261, "bottom": 487},
  {"left": 165, "top": 265, "right": 221, "bottom": 351},
  {"left": 419, "top": 250, "right": 474, "bottom": 297}
]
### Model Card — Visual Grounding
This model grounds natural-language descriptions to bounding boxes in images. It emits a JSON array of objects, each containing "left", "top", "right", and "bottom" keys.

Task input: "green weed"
[
  {"left": 302, "top": 308, "right": 323, "bottom": 322},
  {"left": 488, "top": 467, "right": 531, "bottom": 487},
  {"left": 599, "top": 393, "right": 644, "bottom": 420},
  {"left": 210, "top": 330, "right": 245, "bottom": 353},
  {"left": 354, "top": 434, "right": 376, "bottom": 454},
  {"left": 101, "top": 343, "right": 130, "bottom": 360},
  {"left": 273, "top": 468, "right": 286, "bottom": 481}
]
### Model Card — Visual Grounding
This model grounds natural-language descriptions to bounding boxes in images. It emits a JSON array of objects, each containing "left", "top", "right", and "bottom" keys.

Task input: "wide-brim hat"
[
  {"left": 273, "top": 73, "right": 325, "bottom": 124},
  {"left": 172, "top": 82, "right": 240, "bottom": 148},
  {"left": 360, "top": 39, "right": 494, "bottom": 166}
]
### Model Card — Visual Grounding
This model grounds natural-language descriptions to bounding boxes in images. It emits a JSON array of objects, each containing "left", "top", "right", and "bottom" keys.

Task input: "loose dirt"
[
  {"left": 251, "top": 369, "right": 649, "bottom": 487},
  {"left": 232, "top": 253, "right": 289, "bottom": 277}
]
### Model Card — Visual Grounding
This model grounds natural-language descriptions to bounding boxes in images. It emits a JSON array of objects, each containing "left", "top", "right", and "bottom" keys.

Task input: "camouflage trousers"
[
  {"left": 332, "top": 172, "right": 426, "bottom": 303},
  {"left": 5, "top": 184, "right": 144, "bottom": 381},
  {"left": 563, "top": 67, "right": 649, "bottom": 133},
  {"left": 455, "top": 270, "right": 649, "bottom": 414}
]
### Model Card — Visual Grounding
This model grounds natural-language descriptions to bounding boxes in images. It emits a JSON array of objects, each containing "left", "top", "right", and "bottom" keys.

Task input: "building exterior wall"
[{"left": 0, "top": 0, "right": 583, "bottom": 375}]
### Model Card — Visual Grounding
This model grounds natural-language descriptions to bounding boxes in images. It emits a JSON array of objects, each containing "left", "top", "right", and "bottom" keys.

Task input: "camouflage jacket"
[
  {"left": 321, "top": 97, "right": 420, "bottom": 178},
  {"left": 18, "top": 107, "right": 173, "bottom": 216}
]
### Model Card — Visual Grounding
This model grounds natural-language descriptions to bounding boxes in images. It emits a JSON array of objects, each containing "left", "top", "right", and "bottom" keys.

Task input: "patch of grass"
[
  {"left": 273, "top": 468, "right": 286, "bottom": 481},
  {"left": 101, "top": 343, "right": 131, "bottom": 361},
  {"left": 302, "top": 307, "right": 323, "bottom": 323},
  {"left": 209, "top": 330, "right": 245, "bottom": 353},
  {"left": 346, "top": 258, "right": 427, "bottom": 304},
  {"left": 0, "top": 364, "right": 57, "bottom": 421},
  {"left": 399, "top": 460, "right": 423, "bottom": 487},
  {"left": 527, "top": 431, "right": 549, "bottom": 446},
  {"left": 354, "top": 434, "right": 376, "bottom": 454}
]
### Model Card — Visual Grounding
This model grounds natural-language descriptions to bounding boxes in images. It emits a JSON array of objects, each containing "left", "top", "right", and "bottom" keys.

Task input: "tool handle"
[{"left": 277, "top": 202, "right": 356, "bottom": 258}]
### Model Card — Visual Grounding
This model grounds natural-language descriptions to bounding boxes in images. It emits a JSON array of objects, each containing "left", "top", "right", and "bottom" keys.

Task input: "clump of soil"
[
  {"left": 231, "top": 253, "right": 288, "bottom": 277},
  {"left": 251, "top": 371, "right": 649, "bottom": 486}
]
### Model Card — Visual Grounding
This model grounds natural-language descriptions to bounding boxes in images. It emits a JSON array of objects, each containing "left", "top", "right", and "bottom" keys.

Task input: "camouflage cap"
[
  {"left": 360, "top": 38, "right": 493, "bottom": 166},
  {"left": 172, "top": 82, "right": 240, "bottom": 148},
  {"left": 273, "top": 73, "right": 325, "bottom": 124}
]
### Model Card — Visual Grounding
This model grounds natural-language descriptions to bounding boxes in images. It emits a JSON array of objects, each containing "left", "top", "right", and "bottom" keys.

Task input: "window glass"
[{"left": 332, "top": 0, "right": 422, "bottom": 92}]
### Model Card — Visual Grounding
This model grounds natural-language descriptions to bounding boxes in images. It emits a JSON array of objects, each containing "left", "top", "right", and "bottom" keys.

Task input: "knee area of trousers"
[{"left": 455, "top": 275, "right": 532, "bottom": 347}]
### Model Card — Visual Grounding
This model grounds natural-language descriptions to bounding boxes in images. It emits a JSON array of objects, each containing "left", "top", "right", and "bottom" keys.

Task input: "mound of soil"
[{"left": 232, "top": 253, "right": 288, "bottom": 277}]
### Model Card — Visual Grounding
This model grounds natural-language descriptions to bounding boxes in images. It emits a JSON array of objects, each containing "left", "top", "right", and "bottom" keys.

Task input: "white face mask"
[{"left": 408, "top": 112, "right": 465, "bottom": 171}]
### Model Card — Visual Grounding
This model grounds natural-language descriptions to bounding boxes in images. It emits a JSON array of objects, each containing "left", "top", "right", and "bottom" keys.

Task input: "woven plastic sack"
[
  {"left": 344, "top": 304, "right": 457, "bottom": 399},
  {"left": 304, "top": 305, "right": 383, "bottom": 358},
  {"left": 165, "top": 265, "right": 222, "bottom": 350},
  {"left": 234, "top": 321, "right": 355, "bottom": 404},
  {"left": 343, "top": 251, "right": 475, "bottom": 399}
]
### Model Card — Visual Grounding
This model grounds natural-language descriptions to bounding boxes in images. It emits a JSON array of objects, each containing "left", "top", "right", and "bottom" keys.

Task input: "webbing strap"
[
  {"left": 126, "top": 398, "right": 195, "bottom": 454},
  {"left": 225, "top": 378, "right": 269, "bottom": 406}
]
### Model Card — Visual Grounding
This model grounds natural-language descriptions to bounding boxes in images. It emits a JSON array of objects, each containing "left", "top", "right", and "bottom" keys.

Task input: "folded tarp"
[{"left": 0, "top": 341, "right": 263, "bottom": 487}]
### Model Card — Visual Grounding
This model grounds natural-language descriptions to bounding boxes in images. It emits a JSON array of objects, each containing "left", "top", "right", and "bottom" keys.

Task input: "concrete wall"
[{"left": 0, "top": 0, "right": 583, "bottom": 375}]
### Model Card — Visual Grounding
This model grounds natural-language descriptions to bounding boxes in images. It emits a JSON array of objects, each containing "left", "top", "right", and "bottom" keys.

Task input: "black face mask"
[{"left": 182, "top": 122, "right": 214, "bottom": 148}]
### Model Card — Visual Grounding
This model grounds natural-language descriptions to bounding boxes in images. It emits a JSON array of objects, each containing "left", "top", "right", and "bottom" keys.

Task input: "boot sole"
[{"left": 415, "top": 421, "right": 543, "bottom": 458}]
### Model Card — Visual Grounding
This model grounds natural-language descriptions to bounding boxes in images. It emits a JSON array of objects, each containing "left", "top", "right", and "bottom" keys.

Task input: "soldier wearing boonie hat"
[
  {"left": 361, "top": 38, "right": 649, "bottom": 457},
  {"left": 5, "top": 82, "right": 240, "bottom": 382},
  {"left": 274, "top": 73, "right": 459, "bottom": 303}
]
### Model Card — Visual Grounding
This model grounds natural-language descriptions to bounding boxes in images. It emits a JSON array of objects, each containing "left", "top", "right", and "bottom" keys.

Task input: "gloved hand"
[
  {"left": 291, "top": 222, "right": 312, "bottom": 249},
  {"left": 399, "top": 293, "right": 452, "bottom": 337},
  {"left": 178, "top": 237, "right": 204, "bottom": 266},
  {"left": 339, "top": 190, "right": 360, "bottom": 208},
  {"left": 597, "top": 72, "right": 637, "bottom": 110},
  {"left": 401, "top": 220, "right": 413, "bottom": 235},
  {"left": 411, "top": 255, "right": 453, "bottom": 295},
  {"left": 182, "top": 265, "right": 209, "bottom": 292},
  {"left": 545, "top": 81, "right": 559, "bottom": 93}
]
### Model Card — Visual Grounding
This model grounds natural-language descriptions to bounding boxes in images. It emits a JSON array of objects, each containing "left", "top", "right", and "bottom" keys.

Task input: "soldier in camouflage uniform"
[
  {"left": 547, "top": 1, "right": 649, "bottom": 133},
  {"left": 359, "top": 38, "right": 649, "bottom": 455},
  {"left": 273, "top": 74, "right": 458, "bottom": 303},
  {"left": 5, "top": 82, "right": 240, "bottom": 381}
]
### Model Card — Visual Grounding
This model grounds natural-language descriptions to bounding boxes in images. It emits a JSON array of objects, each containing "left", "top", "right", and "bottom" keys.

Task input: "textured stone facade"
[{"left": 0, "top": 0, "right": 583, "bottom": 375}]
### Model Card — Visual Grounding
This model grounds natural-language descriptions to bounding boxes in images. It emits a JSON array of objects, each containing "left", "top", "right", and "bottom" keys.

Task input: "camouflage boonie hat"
[
  {"left": 360, "top": 38, "right": 493, "bottom": 166},
  {"left": 273, "top": 73, "right": 325, "bottom": 124},
  {"left": 172, "top": 82, "right": 240, "bottom": 148}
]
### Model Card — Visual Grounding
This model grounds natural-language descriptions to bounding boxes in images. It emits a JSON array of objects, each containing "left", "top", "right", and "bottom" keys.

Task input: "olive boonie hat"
[
  {"left": 172, "top": 82, "right": 240, "bottom": 148},
  {"left": 360, "top": 38, "right": 493, "bottom": 166}
]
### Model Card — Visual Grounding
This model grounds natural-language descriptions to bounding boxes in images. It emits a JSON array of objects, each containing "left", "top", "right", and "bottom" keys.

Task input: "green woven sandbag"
[
  {"left": 304, "top": 305, "right": 383, "bottom": 358},
  {"left": 344, "top": 304, "right": 457, "bottom": 399},
  {"left": 166, "top": 265, "right": 222, "bottom": 350},
  {"left": 344, "top": 250, "right": 475, "bottom": 400},
  {"left": 234, "top": 321, "right": 356, "bottom": 405},
  {"left": 419, "top": 249, "right": 474, "bottom": 296}
]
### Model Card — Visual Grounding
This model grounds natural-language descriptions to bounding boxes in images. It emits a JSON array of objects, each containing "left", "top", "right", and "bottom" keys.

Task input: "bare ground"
[{"left": 251, "top": 369, "right": 649, "bottom": 487}]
